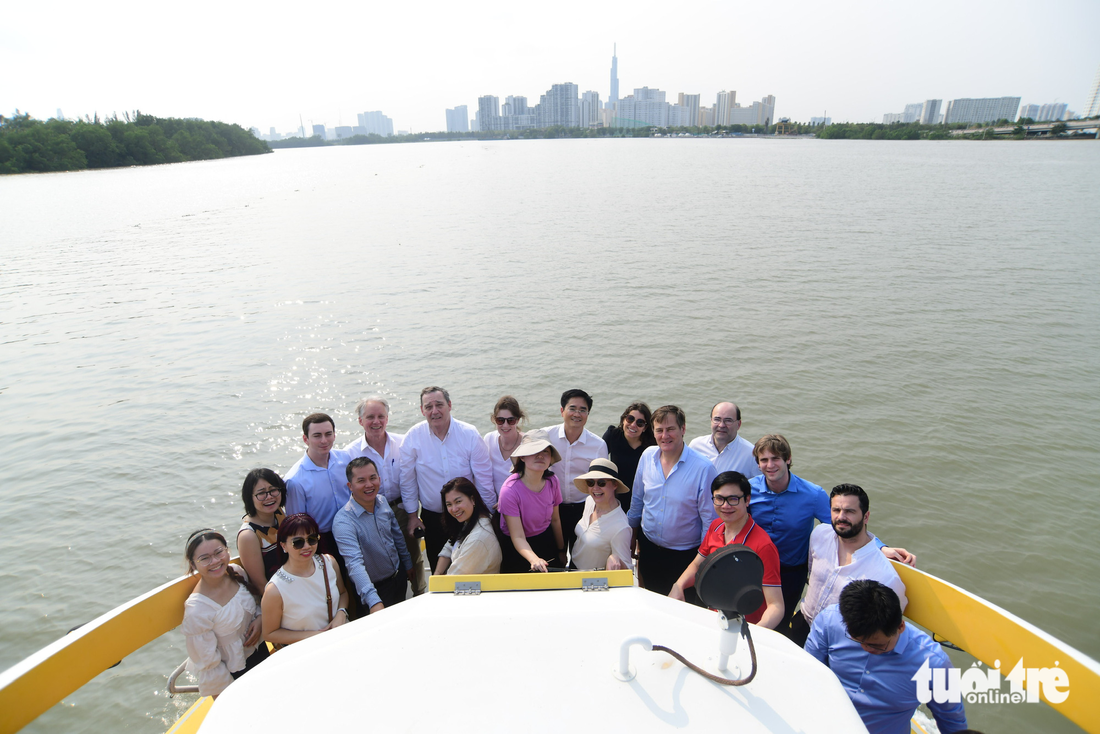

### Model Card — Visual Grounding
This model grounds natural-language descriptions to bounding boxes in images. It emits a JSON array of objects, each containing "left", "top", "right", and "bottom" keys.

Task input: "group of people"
[{"left": 180, "top": 386, "right": 968, "bottom": 733}]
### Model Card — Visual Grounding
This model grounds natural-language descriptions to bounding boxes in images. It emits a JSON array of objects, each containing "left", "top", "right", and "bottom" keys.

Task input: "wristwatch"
[{"left": 337, "top": 607, "right": 348, "bottom": 618}]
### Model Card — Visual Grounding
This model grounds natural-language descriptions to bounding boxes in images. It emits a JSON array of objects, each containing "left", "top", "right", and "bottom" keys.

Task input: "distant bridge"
[{"left": 949, "top": 119, "right": 1099, "bottom": 137}]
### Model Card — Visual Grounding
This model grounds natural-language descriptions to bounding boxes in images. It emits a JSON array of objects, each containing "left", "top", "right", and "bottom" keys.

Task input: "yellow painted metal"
[
  {"left": 165, "top": 696, "right": 213, "bottom": 734},
  {"left": 0, "top": 570, "right": 200, "bottom": 734},
  {"left": 894, "top": 562, "right": 1100, "bottom": 734},
  {"left": 428, "top": 569, "right": 635, "bottom": 593}
]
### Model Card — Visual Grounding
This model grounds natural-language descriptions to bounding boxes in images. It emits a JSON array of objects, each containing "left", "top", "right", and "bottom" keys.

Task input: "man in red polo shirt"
[{"left": 669, "top": 470, "right": 783, "bottom": 627}]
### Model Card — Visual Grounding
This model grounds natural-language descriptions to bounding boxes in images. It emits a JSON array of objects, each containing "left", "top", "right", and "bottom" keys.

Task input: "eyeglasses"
[
  {"left": 195, "top": 546, "right": 228, "bottom": 566},
  {"left": 845, "top": 632, "right": 892, "bottom": 652},
  {"left": 623, "top": 415, "right": 647, "bottom": 429},
  {"left": 585, "top": 479, "right": 614, "bottom": 488},
  {"left": 254, "top": 488, "right": 281, "bottom": 500},
  {"left": 565, "top": 406, "right": 589, "bottom": 414},
  {"left": 290, "top": 534, "right": 321, "bottom": 550},
  {"left": 713, "top": 494, "right": 746, "bottom": 506},
  {"left": 495, "top": 416, "right": 518, "bottom": 425}
]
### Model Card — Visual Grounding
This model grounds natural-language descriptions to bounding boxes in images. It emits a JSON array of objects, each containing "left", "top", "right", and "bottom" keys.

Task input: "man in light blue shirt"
[
  {"left": 285, "top": 412, "right": 352, "bottom": 559},
  {"left": 627, "top": 405, "right": 717, "bottom": 598},
  {"left": 333, "top": 457, "right": 413, "bottom": 615},
  {"left": 806, "top": 580, "right": 968, "bottom": 734}
]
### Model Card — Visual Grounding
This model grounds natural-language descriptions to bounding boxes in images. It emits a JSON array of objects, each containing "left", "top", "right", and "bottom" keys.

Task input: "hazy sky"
[{"left": 4, "top": 0, "right": 1098, "bottom": 133}]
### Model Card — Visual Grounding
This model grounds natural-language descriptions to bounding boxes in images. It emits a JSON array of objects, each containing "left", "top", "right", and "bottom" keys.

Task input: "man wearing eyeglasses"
[
  {"left": 668, "top": 471, "right": 783, "bottom": 627},
  {"left": 543, "top": 389, "right": 608, "bottom": 555},
  {"left": 791, "top": 484, "right": 908, "bottom": 647},
  {"left": 806, "top": 580, "right": 968, "bottom": 734},
  {"left": 344, "top": 396, "right": 424, "bottom": 595},
  {"left": 688, "top": 402, "right": 760, "bottom": 478},
  {"left": 333, "top": 457, "right": 412, "bottom": 615}
]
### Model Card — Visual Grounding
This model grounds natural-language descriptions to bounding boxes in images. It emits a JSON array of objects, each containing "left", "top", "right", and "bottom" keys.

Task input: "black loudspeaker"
[{"left": 694, "top": 544, "right": 764, "bottom": 618}]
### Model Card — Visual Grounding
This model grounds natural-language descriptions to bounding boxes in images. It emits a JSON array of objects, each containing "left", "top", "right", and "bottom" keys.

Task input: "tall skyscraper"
[
  {"left": 678, "top": 93, "right": 700, "bottom": 127},
  {"left": 446, "top": 105, "right": 469, "bottom": 132},
  {"left": 477, "top": 95, "right": 500, "bottom": 131},
  {"left": 919, "top": 99, "right": 942, "bottom": 125},
  {"left": 902, "top": 103, "right": 924, "bottom": 123},
  {"left": 1085, "top": 65, "right": 1100, "bottom": 118},
  {"left": 616, "top": 86, "right": 668, "bottom": 127},
  {"left": 714, "top": 91, "right": 737, "bottom": 126},
  {"left": 1037, "top": 102, "right": 1068, "bottom": 122},
  {"left": 1018, "top": 104, "right": 1039, "bottom": 121},
  {"left": 580, "top": 90, "right": 602, "bottom": 127},
  {"left": 608, "top": 44, "right": 619, "bottom": 110},
  {"left": 535, "top": 83, "right": 579, "bottom": 128},
  {"left": 943, "top": 97, "right": 1020, "bottom": 124}
]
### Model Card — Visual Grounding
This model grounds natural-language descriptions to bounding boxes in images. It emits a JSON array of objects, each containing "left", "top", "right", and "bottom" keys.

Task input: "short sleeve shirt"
[
  {"left": 698, "top": 517, "right": 781, "bottom": 624},
  {"left": 498, "top": 474, "right": 563, "bottom": 537}
]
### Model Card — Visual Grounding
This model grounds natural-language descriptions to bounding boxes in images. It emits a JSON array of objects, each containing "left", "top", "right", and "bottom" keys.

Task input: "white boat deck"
[{"left": 202, "top": 584, "right": 866, "bottom": 732}]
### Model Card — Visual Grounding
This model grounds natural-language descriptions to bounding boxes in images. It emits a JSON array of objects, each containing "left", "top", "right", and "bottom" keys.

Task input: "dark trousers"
[
  {"left": 496, "top": 518, "right": 564, "bottom": 573},
  {"left": 373, "top": 570, "right": 409, "bottom": 608},
  {"left": 230, "top": 641, "right": 270, "bottom": 680},
  {"left": 420, "top": 508, "right": 447, "bottom": 573},
  {"left": 558, "top": 501, "right": 585, "bottom": 554},
  {"left": 789, "top": 610, "right": 812, "bottom": 647},
  {"left": 778, "top": 563, "right": 809, "bottom": 639},
  {"left": 637, "top": 530, "right": 699, "bottom": 601}
]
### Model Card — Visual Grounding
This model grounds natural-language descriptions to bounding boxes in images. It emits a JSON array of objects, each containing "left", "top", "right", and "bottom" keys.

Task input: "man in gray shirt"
[{"left": 333, "top": 457, "right": 413, "bottom": 614}]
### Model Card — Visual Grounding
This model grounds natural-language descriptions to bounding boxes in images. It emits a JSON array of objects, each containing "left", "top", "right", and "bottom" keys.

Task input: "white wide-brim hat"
[
  {"left": 573, "top": 458, "right": 629, "bottom": 495},
  {"left": 510, "top": 429, "right": 563, "bottom": 468}
]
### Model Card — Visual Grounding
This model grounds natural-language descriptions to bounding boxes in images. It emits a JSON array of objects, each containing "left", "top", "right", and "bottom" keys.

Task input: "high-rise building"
[
  {"left": 505, "top": 96, "right": 528, "bottom": 115},
  {"left": 902, "top": 103, "right": 924, "bottom": 123},
  {"left": 1037, "top": 102, "right": 1068, "bottom": 122},
  {"left": 882, "top": 113, "right": 904, "bottom": 124},
  {"left": 580, "top": 91, "right": 602, "bottom": 127},
  {"left": 535, "top": 83, "right": 579, "bottom": 128},
  {"left": 477, "top": 96, "right": 500, "bottom": 132},
  {"left": 1018, "top": 104, "right": 1039, "bottom": 121},
  {"left": 699, "top": 106, "right": 716, "bottom": 127},
  {"left": 608, "top": 44, "right": 619, "bottom": 110},
  {"left": 677, "top": 94, "right": 700, "bottom": 127},
  {"left": 615, "top": 87, "right": 668, "bottom": 127},
  {"left": 445, "top": 105, "right": 469, "bottom": 132},
  {"left": 715, "top": 91, "right": 737, "bottom": 126},
  {"left": 919, "top": 99, "right": 941, "bottom": 125},
  {"left": 943, "top": 97, "right": 1020, "bottom": 124},
  {"left": 1085, "top": 64, "right": 1100, "bottom": 118},
  {"left": 311, "top": 124, "right": 326, "bottom": 138},
  {"left": 358, "top": 111, "right": 394, "bottom": 136}
]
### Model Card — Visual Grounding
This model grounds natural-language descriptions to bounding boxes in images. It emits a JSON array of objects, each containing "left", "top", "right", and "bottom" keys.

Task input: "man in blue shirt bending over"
[{"left": 806, "top": 580, "right": 968, "bottom": 734}]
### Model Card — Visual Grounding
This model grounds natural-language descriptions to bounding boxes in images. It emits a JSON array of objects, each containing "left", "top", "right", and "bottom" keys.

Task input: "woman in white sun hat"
[
  {"left": 570, "top": 458, "right": 633, "bottom": 572},
  {"left": 497, "top": 430, "right": 566, "bottom": 573}
]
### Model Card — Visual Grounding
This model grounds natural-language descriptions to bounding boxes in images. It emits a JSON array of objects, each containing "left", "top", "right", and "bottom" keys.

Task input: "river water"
[{"left": 1, "top": 138, "right": 1098, "bottom": 733}]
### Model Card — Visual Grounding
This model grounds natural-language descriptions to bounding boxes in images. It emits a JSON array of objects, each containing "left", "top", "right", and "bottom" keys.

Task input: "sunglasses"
[
  {"left": 585, "top": 479, "right": 614, "bottom": 488},
  {"left": 623, "top": 415, "right": 647, "bottom": 429},
  {"left": 290, "top": 533, "right": 320, "bottom": 550},
  {"left": 495, "top": 416, "right": 518, "bottom": 425}
]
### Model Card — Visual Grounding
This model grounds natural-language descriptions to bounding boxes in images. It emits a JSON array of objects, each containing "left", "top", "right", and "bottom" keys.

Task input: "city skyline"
[{"left": 2, "top": 0, "right": 1097, "bottom": 134}]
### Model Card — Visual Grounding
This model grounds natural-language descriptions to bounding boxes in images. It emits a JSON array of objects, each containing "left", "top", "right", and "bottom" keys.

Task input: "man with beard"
[{"left": 790, "top": 484, "right": 908, "bottom": 647}]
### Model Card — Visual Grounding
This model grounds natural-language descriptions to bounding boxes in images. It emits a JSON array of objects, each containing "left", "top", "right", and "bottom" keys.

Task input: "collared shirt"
[
  {"left": 806, "top": 605, "right": 968, "bottom": 734},
  {"left": 748, "top": 472, "right": 829, "bottom": 567},
  {"left": 344, "top": 431, "right": 404, "bottom": 504},
  {"left": 483, "top": 429, "right": 521, "bottom": 494},
  {"left": 400, "top": 419, "right": 495, "bottom": 514},
  {"left": 543, "top": 424, "right": 609, "bottom": 505},
  {"left": 284, "top": 449, "right": 352, "bottom": 533},
  {"left": 627, "top": 445, "right": 718, "bottom": 551},
  {"left": 331, "top": 496, "right": 411, "bottom": 608},
  {"left": 802, "top": 524, "right": 908, "bottom": 625},
  {"left": 698, "top": 518, "right": 781, "bottom": 624},
  {"left": 688, "top": 433, "right": 762, "bottom": 478}
]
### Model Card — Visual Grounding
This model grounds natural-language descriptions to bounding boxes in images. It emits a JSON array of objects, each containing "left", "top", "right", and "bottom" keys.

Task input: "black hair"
[
  {"left": 241, "top": 468, "right": 287, "bottom": 517},
  {"left": 711, "top": 471, "right": 751, "bottom": 498},
  {"left": 839, "top": 579, "right": 903, "bottom": 638},
  {"left": 560, "top": 388, "right": 593, "bottom": 410},
  {"left": 440, "top": 477, "right": 493, "bottom": 545},
  {"left": 830, "top": 483, "right": 869, "bottom": 514},
  {"left": 346, "top": 456, "right": 378, "bottom": 482}
]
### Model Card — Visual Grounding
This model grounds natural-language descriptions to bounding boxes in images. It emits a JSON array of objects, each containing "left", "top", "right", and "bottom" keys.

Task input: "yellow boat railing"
[{"left": 0, "top": 564, "right": 1097, "bottom": 733}]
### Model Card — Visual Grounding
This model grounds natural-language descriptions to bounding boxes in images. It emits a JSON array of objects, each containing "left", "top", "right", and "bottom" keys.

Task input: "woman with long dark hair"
[
  {"left": 601, "top": 401, "right": 655, "bottom": 513},
  {"left": 236, "top": 468, "right": 288, "bottom": 583},
  {"left": 182, "top": 529, "right": 268, "bottom": 697},
  {"left": 435, "top": 477, "right": 501, "bottom": 575}
]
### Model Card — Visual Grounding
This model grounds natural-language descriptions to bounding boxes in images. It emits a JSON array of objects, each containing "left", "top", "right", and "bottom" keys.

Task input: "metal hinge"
[
  {"left": 454, "top": 581, "right": 481, "bottom": 595},
  {"left": 582, "top": 577, "right": 609, "bottom": 591}
]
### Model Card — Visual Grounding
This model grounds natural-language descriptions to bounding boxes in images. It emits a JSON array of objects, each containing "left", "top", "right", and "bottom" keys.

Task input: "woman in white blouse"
[
  {"left": 435, "top": 477, "right": 502, "bottom": 575},
  {"left": 570, "top": 459, "right": 633, "bottom": 572},
  {"left": 181, "top": 529, "right": 267, "bottom": 698},
  {"left": 483, "top": 395, "right": 526, "bottom": 494}
]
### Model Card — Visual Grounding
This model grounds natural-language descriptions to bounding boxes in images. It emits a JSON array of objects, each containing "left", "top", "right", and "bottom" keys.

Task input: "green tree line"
[{"left": 0, "top": 112, "right": 271, "bottom": 174}]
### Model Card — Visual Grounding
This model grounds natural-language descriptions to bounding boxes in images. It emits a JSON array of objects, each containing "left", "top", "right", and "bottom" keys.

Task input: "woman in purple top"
[{"left": 497, "top": 430, "right": 565, "bottom": 573}]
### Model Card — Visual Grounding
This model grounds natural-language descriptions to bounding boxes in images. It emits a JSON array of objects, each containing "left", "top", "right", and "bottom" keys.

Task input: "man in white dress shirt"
[
  {"left": 400, "top": 386, "right": 495, "bottom": 572},
  {"left": 791, "top": 483, "right": 908, "bottom": 647},
  {"left": 344, "top": 395, "right": 425, "bottom": 595},
  {"left": 688, "top": 402, "right": 760, "bottom": 478},
  {"left": 543, "top": 389, "right": 608, "bottom": 555}
]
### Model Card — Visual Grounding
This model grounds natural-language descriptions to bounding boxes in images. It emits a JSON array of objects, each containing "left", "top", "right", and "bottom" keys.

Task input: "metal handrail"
[{"left": 166, "top": 661, "right": 199, "bottom": 695}]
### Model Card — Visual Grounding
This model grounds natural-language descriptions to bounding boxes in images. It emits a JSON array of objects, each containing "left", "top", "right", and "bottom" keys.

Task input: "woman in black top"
[{"left": 601, "top": 401, "right": 655, "bottom": 514}]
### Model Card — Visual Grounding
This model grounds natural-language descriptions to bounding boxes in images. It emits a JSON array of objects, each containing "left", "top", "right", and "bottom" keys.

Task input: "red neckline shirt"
[{"left": 698, "top": 518, "right": 782, "bottom": 624}]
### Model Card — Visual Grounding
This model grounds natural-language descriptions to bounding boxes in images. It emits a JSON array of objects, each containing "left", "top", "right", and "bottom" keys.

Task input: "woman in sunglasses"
[
  {"left": 261, "top": 513, "right": 349, "bottom": 646},
  {"left": 182, "top": 529, "right": 267, "bottom": 697},
  {"left": 601, "top": 402, "right": 655, "bottom": 513},
  {"left": 237, "top": 468, "right": 288, "bottom": 584},
  {"left": 570, "top": 459, "right": 633, "bottom": 571},
  {"left": 483, "top": 395, "right": 526, "bottom": 494}
]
